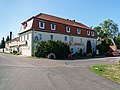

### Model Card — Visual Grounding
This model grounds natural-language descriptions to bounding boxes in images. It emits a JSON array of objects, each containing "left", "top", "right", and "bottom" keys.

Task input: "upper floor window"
[
  {"left": 39, "top": 21, "right": 45, "bottom": 29},
  {"left": 23, "top": 23, "right": 27, "bottom": 29},
  {"left": 50, "top": 35, "right": 53, "bottom": 40},
  {"left": 77, "top": 28, "right": 81, "bottom": 34},
  {"left": 91, "top": 31, "right": 94, "bottom": 36},
  {"left": 87, "top": 31, "right": 90, "bottom": 36},
  {"left": 66, "top": 26, "right": 70, "bottom": 33},
  {"left": 64, "top": 36, "right": 67, "bottom": 41},
  {"left": 51, "top": 23, "right": 56, "bottom": 30}
]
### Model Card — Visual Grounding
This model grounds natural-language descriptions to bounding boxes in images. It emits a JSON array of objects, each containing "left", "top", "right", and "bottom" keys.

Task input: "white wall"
[
  {"left": 19, "top": 19, "right": 33, "bottom": 33},
  {"left": 19, "top": 31, "right": 33, "bottom": 56},
  {"left": 18, "top": 30, "right": 97, "bottom": 56},
  {"left": 33, "top": 31, "right": 97, "bottom": 54}
]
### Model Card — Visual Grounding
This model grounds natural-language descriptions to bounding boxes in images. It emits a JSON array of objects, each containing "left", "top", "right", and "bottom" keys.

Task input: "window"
[
  {"left": 71, "top": 48, "right": 73, "bottom": 53},
  {"left": 38, "top": 34, "right": 42, "bottom": 40},
  {"left": 51, "top": 23, "right": 56, "bottom": 30},
  {"left": 20, "top": 36, "right": 22, "bottom": 41},
  {"left": 25, "top": 34, "right": 27, "bottom": 40},
  {"left": 87, "top": 31, "right": 90, "bottom": 36},
  {"left": 24, "top": 35, "right": 25, "bottom": 40},
  {"left": 91, "top": 31, "right": 94, "bottom": 36},
  {"left": 27, "top": 34, "right": 29, "bottom": 40},
  {"left": 66, "top": 26, "right": 70, "bottom": 33},
  {"left": 80, "top": 38, "right": 82, "bottom": 43},
  {"left": 50, "top": 35, "right": 53, "bottom": 40},
  {"left": 23, "top": 23, "right": 27, "bottom": 29},
  {"left": 64, "top": 36, "right": 67, "bottom": 41},
  {"left": 22, "top": 35, "right": 24, "bottom": 41},
  {"left": 70, "top": 37, "right": 73, "bottom": 42},
  {"left": 39, "top": 21, "right": 45, "bottom": 29},
  {"left": 77, "top": 28, "right": 81, "bottom": 34}
]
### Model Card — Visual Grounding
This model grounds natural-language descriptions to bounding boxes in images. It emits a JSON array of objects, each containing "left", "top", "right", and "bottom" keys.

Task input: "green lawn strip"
[{"left": 90, "top": 64, "right": 120, "bottom": 84}]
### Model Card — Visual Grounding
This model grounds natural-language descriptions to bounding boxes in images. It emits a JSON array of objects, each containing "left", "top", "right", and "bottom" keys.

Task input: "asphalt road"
[{"left": 0, "top": 53, "right": 120, "bottom": 90}]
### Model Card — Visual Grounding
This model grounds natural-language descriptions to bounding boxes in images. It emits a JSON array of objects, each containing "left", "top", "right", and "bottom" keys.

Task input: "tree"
[
  {"left": 0, "top": 37, "right": 5, "bottom": 49},
  {"left": 10, "top": 31, "right": 12, "bottom": 40},
  {"left": 114, "top": 33, "right": 120, "bottom": 49},
  {"left": 6, "top": 35, "right": 10, "bottom": 42},
  {"left": 94, "top": 19, "right": 119, "bottom": 39},
  {"left": 97, "top": 40, "right": 110, "bottom": 55},
  {"left": 86, "top": 40, "right": 92, "bottom": 54}
]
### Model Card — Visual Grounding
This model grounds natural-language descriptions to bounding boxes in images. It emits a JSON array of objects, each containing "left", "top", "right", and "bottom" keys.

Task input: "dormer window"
[
  {"left": 77, "top": 28, "right": 81, "bottom": 34},
  {"left": 66, "top": 26, "right": 70, "bottom": 33},
  {"left": 51, "top": 23, "right": 56, "bottom": 30},
  {"left": 39, "top": 21, "right": 45, "bottom": 29},
  {"left": 91, "top": 31, "right": 94, "bottom": 36},
  {"left": 23, "top": 23, "right": 27, "bottom": 29},
  {"left": 87, "top": 31, "right": 90, "bottom": 36}
]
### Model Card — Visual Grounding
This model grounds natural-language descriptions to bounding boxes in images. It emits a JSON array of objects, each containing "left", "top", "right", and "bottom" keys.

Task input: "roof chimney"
[{"left": 73, "top": 20, "right": 76, "bottom": 22}]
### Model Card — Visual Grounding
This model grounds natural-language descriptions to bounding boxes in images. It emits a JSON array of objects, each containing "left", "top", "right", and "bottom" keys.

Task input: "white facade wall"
[
  {"left": 19, "top": 31, "right": 33, "bottom": 56},
  {"left": 18, "top": 30, "right": 97, "bottom": 56},
  {"left": 33, "top": 31, "right": 97, "bottom": 54}
]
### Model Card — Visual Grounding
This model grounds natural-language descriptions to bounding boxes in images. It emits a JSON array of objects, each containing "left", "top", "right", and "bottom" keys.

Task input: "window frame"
[
  {"left": 77, "top": 28, "right": 81, "bottom": 34},
  {"left": 39, "top": 21, "right": 45, "bottom": 29},
  {"left": 91, "top": 31, "right": 94, "bottom": 36},
  {"left": 66, "top": 26, "right": 70, "bottom": 33},
  {"left": 87, "top": 31, "right": 90, "bottom": 36},
  {"left": 51, "top": 23, "right": 56, "bottom": 30}
]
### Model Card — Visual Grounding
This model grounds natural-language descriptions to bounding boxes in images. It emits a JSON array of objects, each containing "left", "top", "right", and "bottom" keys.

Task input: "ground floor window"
[{"left": 50, "top": 35, "right": 53, "bottom": 40}]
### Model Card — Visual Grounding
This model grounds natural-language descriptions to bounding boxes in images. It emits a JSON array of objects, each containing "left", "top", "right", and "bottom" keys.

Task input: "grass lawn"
[{"left": 90, "top": 63, "right": 120, "bottom": 84}]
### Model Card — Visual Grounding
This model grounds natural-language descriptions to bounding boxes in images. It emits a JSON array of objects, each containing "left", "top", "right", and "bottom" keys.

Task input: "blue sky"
[{"left": 0, "top": 0, "right": 120, "bottom": 41}]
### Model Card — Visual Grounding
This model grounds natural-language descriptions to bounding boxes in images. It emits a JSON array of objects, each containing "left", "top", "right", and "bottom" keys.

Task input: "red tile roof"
[{"left": 35, "top": 13, "right": 92, "bottom": 30}]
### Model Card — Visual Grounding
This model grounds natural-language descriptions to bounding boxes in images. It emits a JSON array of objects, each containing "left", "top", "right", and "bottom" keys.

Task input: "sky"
[{"left": 0, "top": 0, "right": 120, "bottom": 41}]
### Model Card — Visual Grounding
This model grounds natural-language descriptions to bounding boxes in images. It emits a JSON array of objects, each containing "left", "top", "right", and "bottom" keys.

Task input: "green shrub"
[
  {"left": 34, "top": 40, "right": 70, "bottom": 59},
  {"left": 86, "top": 40, "right": 92, "bottom": 54},
  {"left": 13, "top": 50, "right": 17, "bottom": 55},
  {"left": 16, "top": 52, "right": 21, "bottom": 55},
  {"left": 97, "top": 40, "right": 109, "bottom": 55}
]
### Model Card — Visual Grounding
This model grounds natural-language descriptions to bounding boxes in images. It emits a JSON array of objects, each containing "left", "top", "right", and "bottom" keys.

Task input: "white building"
[{"left": 15, "top": 13, "right": 97, "bottom": 56}]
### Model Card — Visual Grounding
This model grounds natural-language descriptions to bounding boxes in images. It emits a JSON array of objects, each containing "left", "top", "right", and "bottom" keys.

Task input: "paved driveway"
[{"left": 0, "top": 53, "right": 120, "bottom": 90}]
